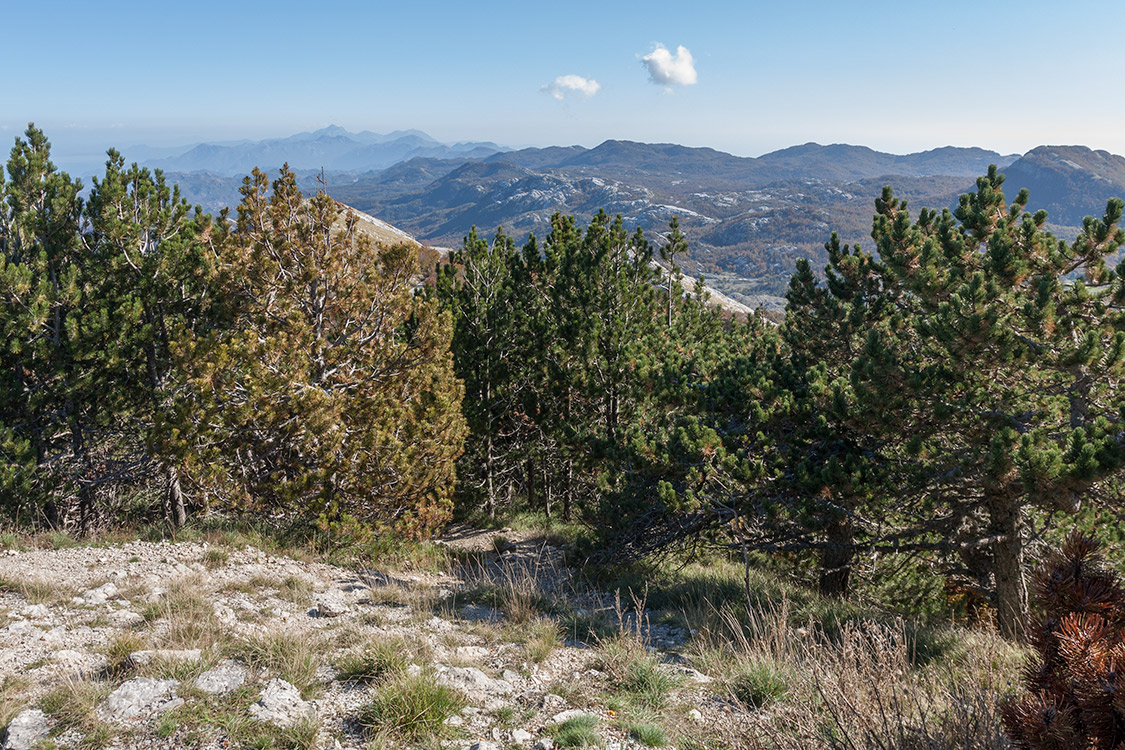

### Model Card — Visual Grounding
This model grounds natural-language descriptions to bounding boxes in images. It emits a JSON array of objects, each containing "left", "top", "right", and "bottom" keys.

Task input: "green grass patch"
[
  {"left": 357, "top": 672, "right": 466, "bottom": 744},
  {"left": 598, "top": 636, "right": 680, "bottom": 709},
  {"left": 335, "top": 638, "right": 409, "bottom": 684},
  {"left": 727, "top": 656, "right": 790, "bottom": 709},
  {"left": 626, "top": 720, "right": 668, "bottom": 747},
  {"left": 550, "top": 714, "right": 602, "bottom": 748}
]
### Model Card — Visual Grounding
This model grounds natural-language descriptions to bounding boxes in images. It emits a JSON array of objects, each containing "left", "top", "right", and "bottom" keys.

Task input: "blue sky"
[{"left": 3, "top": 0, "right": 1122, "bottom": 168}]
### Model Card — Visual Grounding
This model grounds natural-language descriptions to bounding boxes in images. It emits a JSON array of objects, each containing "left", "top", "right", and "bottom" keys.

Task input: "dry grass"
[
  {"left": 687, "top": 603, "right": 1022, "bottom": 750},
  {"left": 37, "top": 677, "right": 112, "bottom": 734},
  {"left": 231, "top": 629, "right": 326, "bottom": 698},
  {"left": 456, "top": 553, "right": 569, "bottom": 625},
  {"left": 146, "top": 575, "right": 225, "bottom": 651},
  {"left": 1, "top": 675, "right": 31, "bottom": 732},
  {"left": 0, "top": 574, "right": 75, "bottom": 605},
  {"left": 357, "top": 670, "right": 466, "bottom": 745}
]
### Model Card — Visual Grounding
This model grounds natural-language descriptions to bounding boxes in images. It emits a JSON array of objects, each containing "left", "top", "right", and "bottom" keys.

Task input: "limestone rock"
[
  {"left": 101, "top": 677, "right": 180, "bottom": 722},
  {"left": 195, "top": 660, "right": 247, "bottom": 695},
  {"left": 249, "top": 679, "right": 313, "bottom": 727},
  {"left": 108, "top": 609, "right": 145, "bottom": 628},
  {"left": 19, "top": 604, "right": 49, "bottom": 620},
  {"left": 664, "top": 664, "right": 714, "bottom": 684},
  {"left": 434, "top": 666, "right": 512, "bottom": 708},
  {"left": 1, "top": 709, "right": 50, "bottom": 750},
  {"left": 511, "top": 728, "right": 534, "bottom": 744},
  {"left": 549, "top": 709, "right": 596, "bottom": 725},
  {"left": 314, "top": 591, "right": 349, "bottom": 618},
  {"left": 79, "top": 582, "right": 119, "bottom": 606}
]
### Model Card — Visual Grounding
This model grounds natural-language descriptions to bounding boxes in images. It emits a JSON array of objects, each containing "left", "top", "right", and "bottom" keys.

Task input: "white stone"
[
  {"left": 3, "top": 620, "right": 36, "bottom": 636},
  {"left": 665, "top": 664, "right": 714, "bottom": 684},
  {"left": 534, "top": 740, "right": 555, "bottom": 750},
  {"left": 1, "top": 709, "right": 50, "bottom": 750},
  {"left": 195, "top": 661, "right": 247, "bottom": 695},
  {"left": 108, "top": 610, "right": 144, "bottom": 628},
  {"left": 470, "top": 743, "right": 500, "bottom": 750},
  {"left": 315, "top": 591, "right": 349, "bottom": 618},
  {"left": 434, "top": 666, "right": 512, "bottom": 708},
  {"left": 249, "top": 679, "right": 313, "bottom": 728},
  {"left": 443, "top": 714, "right": 465, "bottom": 726},
  {"left": 549, "top": 709, "right": 596, "bottom": 725},
  {"left": 101, "top": 677, "right": 179, "bottom": 721},
  {"left": 511, "top": 729, "right": 534, "bottom": 744},
  {"left": 501, "top": 669, "right": 522, "bottom": 684},
  {"left": 688, "top": 708, "right": 704, "bottom": 721},
  {"left": 19, "top": 604, "right": 49, "bottom": 619},
  {"left": 81, "top": 582, "right": 119, "bottom": 605}
]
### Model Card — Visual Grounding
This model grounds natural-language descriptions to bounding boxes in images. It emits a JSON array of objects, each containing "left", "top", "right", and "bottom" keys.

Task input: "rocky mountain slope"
[
  {"left": 152, "top": 130, "right": 1125, "bottom": 311},
  {"left": 1000, "top": 145, "right": 1125, "bottom": 227},
  {"left": 0, "top": 532, "right": 733, "bottom": 750}
]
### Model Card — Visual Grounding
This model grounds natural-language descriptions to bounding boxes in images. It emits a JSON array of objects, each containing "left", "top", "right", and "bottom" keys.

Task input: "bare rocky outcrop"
[
  {"left": 249, "top": 679, "right": 313, "bottom": 727},
  {"left": 1, "top": 709, "right": 50, "bottom": 750}
]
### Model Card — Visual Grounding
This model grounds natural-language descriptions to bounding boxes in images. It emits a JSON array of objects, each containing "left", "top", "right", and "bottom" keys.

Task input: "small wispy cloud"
[
  {"left": 641, "top": 44, "right": 698, "bottom": 88},
  {"left": 542, "top": 74, "right": 601, "bottom": 101}
]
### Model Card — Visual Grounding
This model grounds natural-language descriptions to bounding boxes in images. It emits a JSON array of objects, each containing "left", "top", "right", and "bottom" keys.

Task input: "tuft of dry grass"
[
  {"left": 231, "top": 630, "right": 325, "bottom": 698},
  {"left": 687, "top": 603, "right": 1021, "bottom": 750},
  {"left": 146, "top": 576, "right": 225, "bottom": 651},
  {"left": 0, "top": 574, "right": 74, "bottom": 605},
  {"left": 1, "top": 675, "right": 31, "bottom": 731},
  {"left": 37, "top": 677, "right": 111, "bottom": 734}
]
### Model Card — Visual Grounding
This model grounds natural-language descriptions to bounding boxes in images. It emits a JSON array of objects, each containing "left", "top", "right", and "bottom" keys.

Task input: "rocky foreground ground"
[{"left": 1, "top": 529, "right": 745, "bottom": 750}]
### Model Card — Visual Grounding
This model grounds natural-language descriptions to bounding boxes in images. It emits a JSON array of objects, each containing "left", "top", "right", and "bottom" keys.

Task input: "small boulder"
[
  {"left": 434, "top": 666, "right": 512, "bottom": 708},
  {"left": 195, "top": 660, "right": 247, "bottom": 695},
  {"left": 80, "top": 582, "right": 119, "bottom": 606},
  {"left": 549, "top": 709, "right": 596, "bottom": 725},
  {"left": 314, "top": 591, "right": 349, "bottom": 618},
  {"left": 101, "top": 677, "right": 180, "bottom": 722},
  {"left": 108, "top": 610, "right": 144, "bottom": 628},
  {"left": 1, "top": 709, "right": 50, "bottom": 750},
  {"left": 511, "top": 728, "right": 534, "bottom": 744},
  {"left": 19, "top": 604, "right": 49, "bottom": 620},
  {"left": 249, "top": 679, "right": 313, "bottom": 727}
]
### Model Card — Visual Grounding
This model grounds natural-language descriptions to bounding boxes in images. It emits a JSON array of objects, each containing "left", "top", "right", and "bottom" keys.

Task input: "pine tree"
[
  {"left": 795, "top": 168, "right": 1125, "bottom": 637},
  {"left": 0, "top": 125, "right": 90, "bottom": 528},
  {"left": 83, "top": 151, "right": 216, "bottom": 525},
  {"left": 436, "top": 226, "right": 524, "bottom": 517},
  {"left": 181, "top": 166, "right": 465, "bottom": 534},
  {"left": 1002, "top": 533, "right": 1125, "bottom": 748}
]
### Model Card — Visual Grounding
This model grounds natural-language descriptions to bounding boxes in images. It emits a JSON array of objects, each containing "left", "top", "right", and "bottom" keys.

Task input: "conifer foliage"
[
  {"left": 179, "top": 166, "right": 465, "bottom": 534},
  {"left": 1002, "top": 533, "right": 1125, "bottom": 748}
]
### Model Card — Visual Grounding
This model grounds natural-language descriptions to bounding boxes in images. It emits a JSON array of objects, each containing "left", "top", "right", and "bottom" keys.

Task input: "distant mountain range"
[
  {"left": 148, "top": 128, "right": 1125, "bottom": 311},
  {"left": 145, "top": 125, "right": 506, "bottom": 174}
]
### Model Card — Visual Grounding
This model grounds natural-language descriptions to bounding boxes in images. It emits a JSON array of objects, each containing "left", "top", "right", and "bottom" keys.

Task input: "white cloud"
[
  {"left": 542, "top": 74, "right": 602, "bottom": 101},
  {"left": 641, "top": 44, "right": 698, "bottom": 87}
]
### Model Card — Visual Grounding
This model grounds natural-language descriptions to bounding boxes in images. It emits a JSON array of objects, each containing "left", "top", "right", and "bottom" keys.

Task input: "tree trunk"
[
  {"left": 989, "top": 495, "right": 1029, "bottom": 641},
  {"left": 167, "top": 464, "right": 187, "bottom": 527},
  {"left": 818, "top": 516, "right": 854, "bottom": 598}
]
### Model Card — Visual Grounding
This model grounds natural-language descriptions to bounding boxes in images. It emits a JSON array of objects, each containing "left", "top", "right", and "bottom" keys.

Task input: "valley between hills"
[{"left": 124, "top": 126, "right": 1125, "bottom": 311}]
